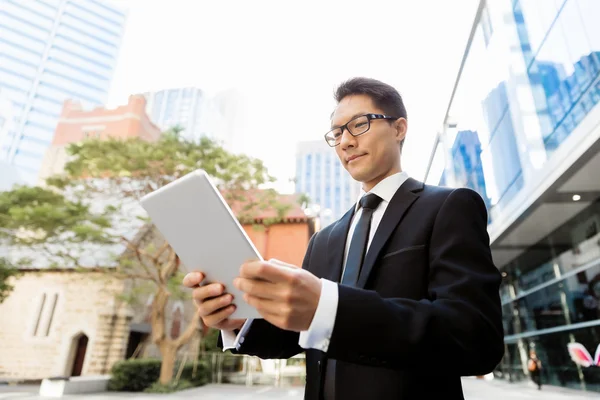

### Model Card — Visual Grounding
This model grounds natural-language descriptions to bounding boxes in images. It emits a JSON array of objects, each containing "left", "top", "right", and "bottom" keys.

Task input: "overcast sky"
[{"left": 108, "top": 0, "right": 478, "bottom": 193}]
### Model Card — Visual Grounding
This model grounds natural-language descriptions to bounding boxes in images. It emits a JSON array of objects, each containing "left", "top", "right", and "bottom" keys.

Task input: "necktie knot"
[{"left": 360, "top": 193, "right": 383, "bottom": 210}]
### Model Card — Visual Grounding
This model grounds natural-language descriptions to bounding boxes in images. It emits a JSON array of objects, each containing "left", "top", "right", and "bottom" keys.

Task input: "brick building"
[
  {"left": 38, "top": 95, "right": 161, "bottom": 184},
  {"left": 232, "top": 191, "right": 315, "bottom": 267}
]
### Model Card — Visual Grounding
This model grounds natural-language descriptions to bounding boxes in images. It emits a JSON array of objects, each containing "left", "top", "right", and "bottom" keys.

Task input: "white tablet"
[{"left": 140, "top": 169, "right": 262, "bottom": 320}]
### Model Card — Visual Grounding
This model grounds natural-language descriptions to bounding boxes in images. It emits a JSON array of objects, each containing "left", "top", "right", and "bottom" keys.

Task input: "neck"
[{"left": 362, "top": 166, "right": 402, "bottom": 192}]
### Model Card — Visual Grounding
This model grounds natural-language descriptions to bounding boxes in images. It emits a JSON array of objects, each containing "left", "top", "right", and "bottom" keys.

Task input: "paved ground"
[
  {"left": 461, "top": 377, "right": 599, "bottom": 399},
  {"left": 0, "top": 378, "right": 598, "bottom": 399}
]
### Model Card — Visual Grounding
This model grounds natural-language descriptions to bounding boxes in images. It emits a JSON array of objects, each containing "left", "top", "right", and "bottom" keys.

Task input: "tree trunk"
[{"left": 159, "top": 341, "right": 177, "bottom": 384}]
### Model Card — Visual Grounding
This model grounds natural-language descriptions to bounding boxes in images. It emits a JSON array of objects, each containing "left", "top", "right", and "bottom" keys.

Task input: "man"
[
  {"left": 527, "top": 350, "right": 542, "bottom": 390},
  {"left": 183, "top": 77, "right": 504, "bottom": 399}
]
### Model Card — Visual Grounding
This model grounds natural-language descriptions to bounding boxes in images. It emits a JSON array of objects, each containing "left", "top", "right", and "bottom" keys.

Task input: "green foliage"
[
  {"left": 107, "top": 358, "right": 209, "bottom": 392},
  {"left": 0, "top": 186, "right": 117, "bottom": 249},
  {"left": 49, "top": 134, "right": 275, "bottom": 196},
  {"left": 1, "top": 134, "right": 286, "bottom": 270},
  {"left": 0, "top": 257, "right": 19, "bottom": 303},
  {"left": 108, "top": 359, "right": 161, "bottom": 392},
  {"left": 144, "top": 379, "right": 193, "bottom": 393},
  {"left": 202, "top": 328, "right": 220, "bottom": 353},
  {"left": 297, "top": 193, "right": 311, "bottom": 207}
]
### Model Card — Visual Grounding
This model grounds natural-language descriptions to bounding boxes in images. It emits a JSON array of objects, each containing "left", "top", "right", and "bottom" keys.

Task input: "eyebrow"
[{"left": 331, "top": 112, "right": 367, "bottom": 129}]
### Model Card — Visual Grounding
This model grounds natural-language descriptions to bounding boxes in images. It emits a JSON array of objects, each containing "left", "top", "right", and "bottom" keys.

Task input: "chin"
[{"left": 347, "top": 168, "right": 369, "bottom": 183}]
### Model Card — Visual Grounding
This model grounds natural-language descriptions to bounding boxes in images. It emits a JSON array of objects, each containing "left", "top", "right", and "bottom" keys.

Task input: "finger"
[
  {"left": 244, "top": 294, "right": 286, "bottom": 317},
  {"left": 269, "top": 258, "right": 299, "bottom": 269},
  {"left": 182, "top": 271, "right": 205, "bottom": 287},
  {"left": 195, "top": 293, "right": 233, "bottom": 317},
  {"left": 192, "top": 283, "right": 225, "bottom": 304},
  {"left": 217, "top": 318, "right": 246, "bottom": 331},
  {"left": 240, "top": 261, "right": 292, "bottom": 283},
  {"left": 203, "top": 304, "right": 237, "bottom": 327},
  {"left": 233, "top": 277, "right": 278, "bottom": 300}
]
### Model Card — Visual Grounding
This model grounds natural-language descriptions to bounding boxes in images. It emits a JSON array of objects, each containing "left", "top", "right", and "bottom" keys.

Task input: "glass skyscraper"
[
  {"left": 295, "top": 140, "right": 361, "bottom": 228},
  {"left": 142, "top": 87, "right": 205, "bottom": 140},
  {"left": 0, "top": 0, "right": 127, "bottom": 185},
  {"left": 425, "top": 0, "right": 600, "bottom": 392},
  {"left": 143, "top": 87, "right": 244, "bottom": 151}
]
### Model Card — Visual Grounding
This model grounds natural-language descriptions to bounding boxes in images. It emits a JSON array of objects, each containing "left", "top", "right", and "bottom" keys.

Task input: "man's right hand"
[{"left": 182, "top": 271, "right": 246, "bottom": 331}]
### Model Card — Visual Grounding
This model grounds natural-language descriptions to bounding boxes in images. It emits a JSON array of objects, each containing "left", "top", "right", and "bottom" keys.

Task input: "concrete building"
[
  {"left": 295, "top": 140, "right": 361, "bottom": 227},
  {"left": 0, "top": 0, "right": 127, "bottom": 185},
  {"left": 424, "top": 0, "right": 600, "bottom": 393},
  {"left": 38, "top": 95, "right": 161, "bottom": 184}
]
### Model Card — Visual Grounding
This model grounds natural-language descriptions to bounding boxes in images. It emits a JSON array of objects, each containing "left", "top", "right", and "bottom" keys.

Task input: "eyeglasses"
[{"left": 324, "top": 113, "right": 399, "bottom": 147}]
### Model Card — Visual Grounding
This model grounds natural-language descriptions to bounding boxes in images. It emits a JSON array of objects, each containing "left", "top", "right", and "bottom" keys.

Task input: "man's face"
[{"left": 331, "top": 94, "right": 406, "bottom": 191}]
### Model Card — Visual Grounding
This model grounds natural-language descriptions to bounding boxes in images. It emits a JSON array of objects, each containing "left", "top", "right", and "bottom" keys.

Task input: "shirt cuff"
[
  {"left": 298, "top": 278, "right": 338, "bottom": 352},
  {"left": 221, "top": 319, "right": 254, "bottom": 351}
]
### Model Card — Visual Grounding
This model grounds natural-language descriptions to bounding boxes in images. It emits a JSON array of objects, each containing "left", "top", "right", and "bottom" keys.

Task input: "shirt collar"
[{"left": 354, "top": 171, "right": 409, "bottom": 212}]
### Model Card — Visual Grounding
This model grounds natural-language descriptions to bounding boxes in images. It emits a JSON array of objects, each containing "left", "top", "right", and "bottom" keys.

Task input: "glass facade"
[
  {"left": 426, "top": 0, "right": 600, "bottom": 392},
  {"left": 0, "top": 0, "right": 127, "bottom": 185},
  {"left": 498, "top": 200, "right": 600, "bottom": 391},
  {"left": 295, "top": 140, "right": 360, "bottom": 227},
  {"left": 142, "top": 87, "right": 206, "bottom": 142},
  {"left": 431, "top": 0, "right": 600, "bottom": 219}
]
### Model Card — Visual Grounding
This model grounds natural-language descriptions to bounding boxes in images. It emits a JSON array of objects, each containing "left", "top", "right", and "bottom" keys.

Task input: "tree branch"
[
  {"left": 152, "top": 242, "right": 169, "bottom": 263},
  {"left": 174, "top": 313, "right": 199, "bottom": 349},
  {"left": 121, "top": 236, "right": 159, "bottom": 283},
  {"left": 151, "top": 287, "right": 168, "bottom": 344},
  {"left": 160, "top": 248, "right": 178, "bottom": 283}
]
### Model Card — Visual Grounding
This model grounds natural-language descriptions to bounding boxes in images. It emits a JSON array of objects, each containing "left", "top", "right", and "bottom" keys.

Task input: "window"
[
  {"left": 31, "top": 292, "right": 59, "bottom": 337},
  {"left": 481, "top": 5, "right": 494, "bottom": 46},
  {"left": 170, "top": 304, "right": 183, "bottom": 339}
]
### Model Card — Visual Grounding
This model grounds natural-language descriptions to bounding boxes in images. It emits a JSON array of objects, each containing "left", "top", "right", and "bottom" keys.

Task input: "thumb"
[{"left": 268, "top": 258, "right": 300, "bottom": 269}]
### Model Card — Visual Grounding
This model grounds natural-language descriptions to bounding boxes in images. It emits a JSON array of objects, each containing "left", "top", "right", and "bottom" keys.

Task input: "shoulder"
[{"left": 421, "top": 184, "right": 486, "bottom": 209}]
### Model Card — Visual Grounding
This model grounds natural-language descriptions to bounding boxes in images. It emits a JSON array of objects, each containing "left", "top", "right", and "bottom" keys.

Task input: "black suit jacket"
[{"left": 220, "top": 178, "right": 504, "bottom": 399}]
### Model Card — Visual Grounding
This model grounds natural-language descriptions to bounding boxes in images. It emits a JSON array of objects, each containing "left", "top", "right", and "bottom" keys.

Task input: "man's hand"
[
  {"left": 233, "top": 259, "right": 322, "bottom": 332},
  {"left": 182, "top": 271, "right": 246, "bottom": 331}
]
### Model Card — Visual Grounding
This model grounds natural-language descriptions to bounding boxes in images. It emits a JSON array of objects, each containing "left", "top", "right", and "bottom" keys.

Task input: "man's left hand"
[{"left": 233, "top": 259, "right": 321, "bottom": 332}]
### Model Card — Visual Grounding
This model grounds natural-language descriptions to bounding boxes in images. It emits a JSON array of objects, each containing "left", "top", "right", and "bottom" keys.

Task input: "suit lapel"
[
  {"left": 356, "top": 178, "right": 424, "bottom": 288},
  {"left": 324, "top": 207, "right": 355, "bottom": 282}
]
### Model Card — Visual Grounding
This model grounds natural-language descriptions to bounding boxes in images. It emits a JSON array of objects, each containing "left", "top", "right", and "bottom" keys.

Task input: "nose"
[{"left": 339, "top": 128, "right": 356, "bottom": 150}]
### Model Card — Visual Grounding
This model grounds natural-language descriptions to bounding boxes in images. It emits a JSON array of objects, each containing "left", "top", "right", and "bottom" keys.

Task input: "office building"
[
  {"left": 38, "top": 95, "right": 160, "bottom": 183},
  {"left": 142, "top": 87, "right": 240, "bottom": 151},
  {"left": 424, "top": 0, "right": 600, "bottom": 392},
  {"left": 295, "top": 140, "right": 361, "bottom": 227},
  {"left": 0, "top": 88, "right": 23, "bottom": 191},
  {"left": 142, "top": 87, "right": 204, "bottom": 139},
  {"left": 0, "top": 0, "right": 127, "bottom": 185}
]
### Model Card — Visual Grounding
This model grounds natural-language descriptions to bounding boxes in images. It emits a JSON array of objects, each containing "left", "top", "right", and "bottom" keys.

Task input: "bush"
[
  {"left": 108, "top": 358, "right": 209, "bottom": 392},
  {"left": 108, "top": 359, "right": 161, "bottom": 392},
  {"left": 144, "top": 379, "right": 193, "bottom": 393},
  {"left": 179, "top": 360, "right": 210, "bottom": 387}
]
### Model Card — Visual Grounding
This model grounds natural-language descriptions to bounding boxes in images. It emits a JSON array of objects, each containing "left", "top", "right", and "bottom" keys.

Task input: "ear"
[{"left": 395, "top": 118, "right": 407, "bottom": 145}]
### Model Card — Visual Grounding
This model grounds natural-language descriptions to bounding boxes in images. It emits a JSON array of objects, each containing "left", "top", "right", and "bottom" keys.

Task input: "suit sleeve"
[
  {"left": 217, "top": 232, "right": 318, "bottom": 359},
  {"left": 326, "top": 188, "right": 504, "bottom": 375}
]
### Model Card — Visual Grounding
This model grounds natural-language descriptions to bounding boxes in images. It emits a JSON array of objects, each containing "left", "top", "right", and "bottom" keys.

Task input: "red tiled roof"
[{"left": 223, "top": 189, "right": 309, "bottom": 223}]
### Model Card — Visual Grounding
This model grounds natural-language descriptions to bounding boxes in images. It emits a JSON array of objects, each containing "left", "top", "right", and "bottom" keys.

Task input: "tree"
[
  {"left": 0, "top": 132, "right": 291, "bottom": 384},
  {"left": 0, "top": 257, "right": 19, "bottom": 304}
]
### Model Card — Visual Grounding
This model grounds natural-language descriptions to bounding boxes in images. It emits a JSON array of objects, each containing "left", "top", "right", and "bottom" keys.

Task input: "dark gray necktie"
[{"left": 323, "top": 193, "right": 383, "bottom": 400}]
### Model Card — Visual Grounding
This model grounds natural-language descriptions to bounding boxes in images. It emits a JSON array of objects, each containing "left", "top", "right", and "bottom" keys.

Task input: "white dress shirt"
[{"left": 222, "top": 171, "right": 410, "bottom": 352}]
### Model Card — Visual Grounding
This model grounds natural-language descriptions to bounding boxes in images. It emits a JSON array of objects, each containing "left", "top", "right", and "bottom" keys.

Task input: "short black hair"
[{"left": 334, "top": 77, "right": 407, "bottom": 146}]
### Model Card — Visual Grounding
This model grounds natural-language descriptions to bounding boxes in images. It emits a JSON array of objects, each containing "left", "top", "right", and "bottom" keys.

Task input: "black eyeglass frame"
[{"left": 324, "top": 113, "right": 399, "bottom": 147}]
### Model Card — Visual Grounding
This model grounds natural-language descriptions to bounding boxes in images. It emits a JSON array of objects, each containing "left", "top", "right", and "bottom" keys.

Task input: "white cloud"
[{"left": 108, "top": 0, "right": 478, "bottom": 193}]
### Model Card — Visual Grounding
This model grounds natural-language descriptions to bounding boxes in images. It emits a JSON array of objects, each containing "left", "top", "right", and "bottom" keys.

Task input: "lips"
[{"left": 346, "top": 154, "right": 366, "bottom": 163}]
